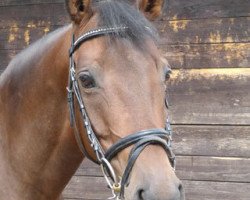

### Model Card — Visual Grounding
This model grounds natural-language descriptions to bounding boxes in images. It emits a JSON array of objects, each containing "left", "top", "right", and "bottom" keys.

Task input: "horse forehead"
[{"left": 77, "top": 38, "right": 157, "bottom": 73}]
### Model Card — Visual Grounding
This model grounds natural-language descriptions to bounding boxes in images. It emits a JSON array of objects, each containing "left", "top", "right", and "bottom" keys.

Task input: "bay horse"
[{"left": 0, "top": 0, "right": 184, "bottom": 199}]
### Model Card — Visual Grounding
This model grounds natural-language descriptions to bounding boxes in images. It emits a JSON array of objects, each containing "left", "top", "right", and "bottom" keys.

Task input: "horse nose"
[{"left": 136, "top": 181, "right": 184, "bottom": 200}]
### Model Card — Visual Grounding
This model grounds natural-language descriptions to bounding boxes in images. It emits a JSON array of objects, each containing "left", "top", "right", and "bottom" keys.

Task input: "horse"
[{"left": 0, "top": 0, "right": 184, "bottom": 199}]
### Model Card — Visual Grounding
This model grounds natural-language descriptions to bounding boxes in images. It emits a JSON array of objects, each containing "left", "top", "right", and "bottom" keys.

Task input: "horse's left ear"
[
  {"left": 138, "top": 0, "right": 164, "bottom": 20},
  {"left": 65, "top": 0, "right": 92, "bottom": 24}
]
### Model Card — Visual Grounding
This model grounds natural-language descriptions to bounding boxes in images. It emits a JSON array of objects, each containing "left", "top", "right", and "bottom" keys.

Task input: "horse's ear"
[
  {"left": 138, "top": 0, "right": 164, "bottom": 20},
  {"left": 65, "top": 0, "right": 92, "bottom": 24}
]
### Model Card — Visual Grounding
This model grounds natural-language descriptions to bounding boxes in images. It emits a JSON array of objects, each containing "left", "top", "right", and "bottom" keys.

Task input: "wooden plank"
[
  {"left": 0, "top": 17, "right": 250, "bottom": 49},
  {"left": 0, "top": 3, "right": 68, "bottom": 28},
  {"left": 162, "top": 0, "right": 250, "bottom": 20},
  {"left": 157, "top": 17, "right": 250, "bottom": 44},
  {"left": 1, "top": 13, "right": 249, "bottom": 44},
  {"left": 0, "top": 5, "right": 249, "bottom": 71},
  {"left": 172, "top": 125, "right": 250, "bottom": 157},
  {"left": 0, "top": 49, "right": 17, "bottom": 70},
  {"left": 0, "top": 25, "right": 61, "bottom": 50},
  {"left": 63, "top": 176, "right": 110, "bottom": 200},
  {"left": 76, "top": 155, "right": 250, "bottom": 183},
  {"left": 0, "top": 2, "right": 249, "bottom": 44},
  {"left": 1, "top": 0, "right": 249, "bottom": 20},
  {"left": 182, "top": 180, "right": 250, "bottom": 200},
  {"left": 164, "top": 43, "right": 250, "bottom": 69},
  {"left": 168, "top": 68, "right": 250, "bottom": 125},
  {"left": 63, "top": 176, "right": 250, "bottom": 200},
  {"left": 0, "top": 0, "right": 63, "bottom": 6},
  {"left": 1, "top": 41, "right": 249, "bottom": 70},
  {"left": 176, "top": 156, "right": 250, "bottom": 182}
]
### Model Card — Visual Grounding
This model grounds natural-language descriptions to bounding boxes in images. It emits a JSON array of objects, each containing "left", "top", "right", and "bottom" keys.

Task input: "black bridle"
[{"left": 67, "top": 26, "right": 176, "bottom": 199}]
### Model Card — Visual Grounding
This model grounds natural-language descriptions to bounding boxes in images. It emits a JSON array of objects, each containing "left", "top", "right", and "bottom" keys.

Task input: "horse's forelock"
[{"left": 95, "top": 0, "right": 159, "bottom": 47}]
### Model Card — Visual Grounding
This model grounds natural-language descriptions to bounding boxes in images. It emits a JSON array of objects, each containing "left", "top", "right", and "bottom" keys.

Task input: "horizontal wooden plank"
[
  {"left": 0, "top": 25, "right": 60, "bottom": 50},
  {"left": 0, "top": 3, "right": 68, "bottom": 28},
  {"left": 63, "top": 176, "right": 110, "bottom": 200},
  {"left": 0, "top": 2, "right": 249, "bottom": 44},
  {"left": 162, "top": 0, "right": 250, "bottom": 20},
  {"left": 172, "top": 125, "right": 250, "bottom": 157},
  {"left": 63, "top": 176, "right": 250, "bottom": 200},
  {"left": 76, "top": 154, "right": 250, "bottom": 183},
  {"left": 1, "top": 4, "right": 249, "bottom": 70},
  {"left": 1, "top": 0, "right": 249, "bottom": 20},
  {"left": 182, "top": 180, "right": 250, "bottom": 200},
  {"left": 176, "top": 156, "right": 250, "bottom": 182},
  {"left": 164, "top": 43, "right": 250, "bottom": 69},
  {"left": 168, "top": 68, "right": 250, "bottom": 124},
  {"left": 0, "top": 0, "right": 63, "bottom": 6},
  {"left": 1, "top": 42, "right": 249, "bottom": 70},
  {"left": 0, "top": 49, "right": 17, "bottom": 70},
  {"left": 0, "top": 17, "right": 250, "bottom": 49},
  {"left": 157, "top": 17, "right": 250, "bottom": 44}
]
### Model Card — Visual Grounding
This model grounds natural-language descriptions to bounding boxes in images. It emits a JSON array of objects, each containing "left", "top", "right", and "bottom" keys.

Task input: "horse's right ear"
[
  {"left": 65, "top": 0, "right": 92, "bottom": 24},
  {"left": 137, "top": 0, "right": 164, "bottom": 20}
]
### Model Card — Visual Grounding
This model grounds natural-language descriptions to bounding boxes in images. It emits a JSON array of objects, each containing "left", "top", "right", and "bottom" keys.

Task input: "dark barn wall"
[{"left": 0, "top": 0, "right": 250, "bottom": 199}]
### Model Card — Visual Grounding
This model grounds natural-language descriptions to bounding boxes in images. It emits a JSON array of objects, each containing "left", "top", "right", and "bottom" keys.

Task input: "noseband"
[{"left": 67, "top": 27, "right": 176, "bottom": 199}]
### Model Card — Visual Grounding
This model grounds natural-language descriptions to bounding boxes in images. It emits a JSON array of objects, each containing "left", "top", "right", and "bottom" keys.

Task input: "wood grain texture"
[
  {"left": 182, "top": 180, "right": 250, "bottom": 200},
  {"left": 0, "top": 3, "right": 67, "bottom": 28},
  {"left": 0, "top": 1, "right": 249, "bottom": 200},
  {"left": 2, "top": 17, "right": 249, "bottom": 45},
  {"left": 164, "top": 43, "right": 250, "bottom": 69},
  {"left": 62, "top": 176, "right": 250, "bottom": 200},
  {"left": 0, "top": 26, "right": 60, "bottom": 50},
  {"left": 1, "top": 42, "right": 249, "bottom": 70},
  {"left": 1, "top": 0, "right": 250, "bottom": 20},
  {"left": 162, "top": 0, "right": 250, "bottom": 20},
  {"left": 0, "top": 0, "right": 63, "bottom": 6},
  {"left": 0, "top": 2, "right": 249, "bottom": 71},
  {"left": 157, "top": 17, "right": 250, "bottom": 44},
  {"left": 172, "top": 125, "right": 250, "bottom": 157},
  {"left": 0, "top": 49, "right": 17, "bottom": 69},
  {"left": 168, "top": 68, "right": 250, "bottom": 125},
  {"left": 1, "top": 42, "right": 249, "bottom": 69}
]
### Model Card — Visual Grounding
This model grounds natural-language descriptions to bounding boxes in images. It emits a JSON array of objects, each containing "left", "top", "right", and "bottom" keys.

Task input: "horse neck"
[{"left": 0, "top": 25, "right": 83, "bottom": 200}]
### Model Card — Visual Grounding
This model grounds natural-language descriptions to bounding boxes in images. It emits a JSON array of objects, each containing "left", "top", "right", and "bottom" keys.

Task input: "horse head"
[{"left": 65, "top": 0, "right": 184, "bottom": 199}]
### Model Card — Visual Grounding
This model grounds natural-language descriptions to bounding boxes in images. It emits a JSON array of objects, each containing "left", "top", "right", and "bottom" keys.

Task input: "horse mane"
[{"left": 95, "top": 0, "right": 158, "bottom": 46}]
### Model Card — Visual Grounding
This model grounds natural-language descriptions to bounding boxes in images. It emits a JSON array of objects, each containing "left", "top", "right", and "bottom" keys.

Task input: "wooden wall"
[{"left": 0, "top": 0, "right": 250, "bottom": 199}]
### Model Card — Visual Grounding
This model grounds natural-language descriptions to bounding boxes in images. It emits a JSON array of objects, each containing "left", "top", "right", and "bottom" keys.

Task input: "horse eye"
[{"left": 79, "top": 72, "right": 96, "bottom": 89}]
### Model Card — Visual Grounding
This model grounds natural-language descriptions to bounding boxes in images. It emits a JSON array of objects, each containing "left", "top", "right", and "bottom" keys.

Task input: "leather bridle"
[{"left": 67, "top": 26, "right": 176, "bottom": 199}]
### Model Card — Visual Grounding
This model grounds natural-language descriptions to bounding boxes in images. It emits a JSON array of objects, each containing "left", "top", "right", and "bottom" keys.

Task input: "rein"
[{"left": 67, "top": 27, "right": 176, "bottom": 199}]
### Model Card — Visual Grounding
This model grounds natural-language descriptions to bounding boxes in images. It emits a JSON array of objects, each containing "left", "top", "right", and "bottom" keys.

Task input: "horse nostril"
[
  {"left": 178, "top": 182, "right": 185, "bottom": 200},
  {"left": 178, "top": 183, "right": 182, "bottom": 191},
  {"left": 137, "top": 189, "right": 145, "bottom": 200}
]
